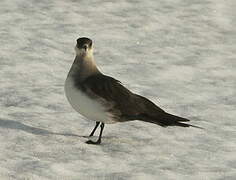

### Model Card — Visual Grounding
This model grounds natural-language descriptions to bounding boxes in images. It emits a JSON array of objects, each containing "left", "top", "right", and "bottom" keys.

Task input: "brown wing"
[{"left": 81, "top": 74, "right": 165, "bottom": 120}]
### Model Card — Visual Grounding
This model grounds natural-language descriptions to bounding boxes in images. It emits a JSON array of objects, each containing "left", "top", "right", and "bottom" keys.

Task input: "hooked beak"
[
  {"left": 76, "top": 44, "right": 89, "bottom": 51},
  {"left": 83, "top": 44, "right": 88, "bottom": 51}
]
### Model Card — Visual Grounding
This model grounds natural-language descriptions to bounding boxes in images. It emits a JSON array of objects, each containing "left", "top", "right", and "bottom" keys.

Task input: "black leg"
[
  {"left": 89, "top": 121, "right": 100, "bottom": 137},
  {"left": 86, "top": 123, "right": 105, "bottom": 145}
]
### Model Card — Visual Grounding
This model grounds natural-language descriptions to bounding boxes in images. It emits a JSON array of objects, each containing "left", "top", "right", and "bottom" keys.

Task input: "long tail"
[{"left": 143, "top": 113, "right": 203, "bottom": 129}]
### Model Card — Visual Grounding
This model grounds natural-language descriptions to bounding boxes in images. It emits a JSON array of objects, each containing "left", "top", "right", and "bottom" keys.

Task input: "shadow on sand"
[{"left": 0, "top": 118, "right": 87, "bottom": 138}]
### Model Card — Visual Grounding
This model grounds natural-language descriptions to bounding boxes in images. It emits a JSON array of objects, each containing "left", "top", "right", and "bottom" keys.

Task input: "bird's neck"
[{"left": 68, "top": 54, "right": 101, "bottom": 82}]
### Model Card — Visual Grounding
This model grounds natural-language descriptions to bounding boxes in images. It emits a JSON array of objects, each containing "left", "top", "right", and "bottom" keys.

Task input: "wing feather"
[{"left": 81, "top": 74, "right": 165, "bottom": 121}]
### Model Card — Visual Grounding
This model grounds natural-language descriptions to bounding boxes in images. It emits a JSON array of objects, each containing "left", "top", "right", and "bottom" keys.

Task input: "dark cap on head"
[{"left": 77, "top": 37, "right": 93, "bottom": 49}]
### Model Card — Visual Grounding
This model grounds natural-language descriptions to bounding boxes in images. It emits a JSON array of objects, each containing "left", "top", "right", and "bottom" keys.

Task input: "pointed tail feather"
[
  {"left": 173, "top": 121, "right": 204, "bottom": 129},
  {"left": 143, "top": 113, "right": 203, "bottom": 129},
  {"left": 163, "top": 113, "right": 190, "bottom": 122}
]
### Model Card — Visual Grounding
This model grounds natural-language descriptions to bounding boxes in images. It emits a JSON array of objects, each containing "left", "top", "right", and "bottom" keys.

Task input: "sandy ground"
[{"left": 0, "top": 0, "right": 236, "bottom": 179}]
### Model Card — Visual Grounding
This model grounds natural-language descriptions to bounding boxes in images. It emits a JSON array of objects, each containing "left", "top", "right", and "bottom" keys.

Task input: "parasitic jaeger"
[{"left": 64, "top": 37, "right": 201, "bottom": 145}]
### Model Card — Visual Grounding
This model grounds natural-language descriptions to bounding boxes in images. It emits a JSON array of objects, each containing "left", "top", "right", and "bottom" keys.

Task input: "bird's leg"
[
  {"left": 89, "top": 121, "right": 100, "bottom": 137},
  {"left": 86, "top": 123, "right": 105, "bottom": 145},
  {"left": 97, "top": 123, "right": 105, "bottom": 144}
]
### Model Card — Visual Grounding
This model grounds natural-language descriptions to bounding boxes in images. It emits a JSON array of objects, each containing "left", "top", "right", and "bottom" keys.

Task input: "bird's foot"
[{"left": 86, "top": 139, "right": 101, "bottom": 145}]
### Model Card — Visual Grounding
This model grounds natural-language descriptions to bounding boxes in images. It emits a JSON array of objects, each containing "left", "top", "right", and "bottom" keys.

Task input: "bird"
[{"left": 64, "top": 37, "right": 201, "bottom": 145}]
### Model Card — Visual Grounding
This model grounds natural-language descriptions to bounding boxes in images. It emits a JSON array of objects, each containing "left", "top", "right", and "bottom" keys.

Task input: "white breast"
[{"left": 64, "top": 76, "right": 116, "bottom": 124}]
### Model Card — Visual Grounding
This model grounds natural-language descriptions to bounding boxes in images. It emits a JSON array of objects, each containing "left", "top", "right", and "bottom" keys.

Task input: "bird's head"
[{"left": 75, "top": 37, "right": 93, "bottom": 57}]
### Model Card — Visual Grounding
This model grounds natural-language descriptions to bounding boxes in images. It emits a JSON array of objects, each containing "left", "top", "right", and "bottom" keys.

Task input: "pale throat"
[{"left": 69, "top": 48, "right": 100, "bottom": 81}]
